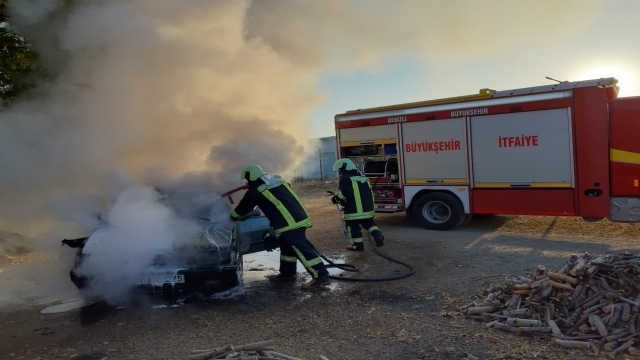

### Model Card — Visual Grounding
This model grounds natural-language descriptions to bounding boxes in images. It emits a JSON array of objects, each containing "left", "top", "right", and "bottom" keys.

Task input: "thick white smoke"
[
  {"left": 76, "top": 184, "right": 200, "bottom": 304},
  {"left": 0, "top": 0, "right": 602, "bottom": 305},
  {"left": 0, "top": 1, "right": 319, "bottom": 235},
  {"left": 1, "top": 0, "right": 319, "bottom": 304}
]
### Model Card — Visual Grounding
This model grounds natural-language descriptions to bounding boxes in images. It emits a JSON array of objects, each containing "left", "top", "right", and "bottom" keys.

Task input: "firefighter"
[
  {"left": 332, "top": 158, "right": 385, "bottom": 251},
  {"left": 230, "top": 165, "right": 330, "bottom": 290}
]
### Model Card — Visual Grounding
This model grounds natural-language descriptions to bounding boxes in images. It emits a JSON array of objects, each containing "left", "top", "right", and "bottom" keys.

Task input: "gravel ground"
[{"left": 1, "top": 181, "right": 639, "bottom": 360}]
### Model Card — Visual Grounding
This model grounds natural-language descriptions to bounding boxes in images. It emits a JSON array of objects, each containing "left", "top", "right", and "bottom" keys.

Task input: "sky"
[{"left": 309, "top": 0, "right": 640, "bottom": 137}]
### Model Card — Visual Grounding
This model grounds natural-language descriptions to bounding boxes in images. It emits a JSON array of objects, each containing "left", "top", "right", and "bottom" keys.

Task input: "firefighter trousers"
[
  {"left": 345, "top": 218, "right": 383, "bottom": 245},
  {"left": 278, "top": 228, "right": 328, "bottom": 279}
]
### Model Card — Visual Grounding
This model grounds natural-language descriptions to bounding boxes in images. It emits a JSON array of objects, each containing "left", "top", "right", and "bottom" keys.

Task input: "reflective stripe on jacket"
[
  {"left": 232, "top": 179, "right": 311, "bottom": 235},
  {"left": 337, "top": 170, "right": 375, "bottom": 220}
]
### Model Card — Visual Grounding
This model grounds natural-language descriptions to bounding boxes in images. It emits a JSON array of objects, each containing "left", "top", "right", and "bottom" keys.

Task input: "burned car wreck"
[{"left": 62, "top": 209, "right": 269, "bottom": 297}]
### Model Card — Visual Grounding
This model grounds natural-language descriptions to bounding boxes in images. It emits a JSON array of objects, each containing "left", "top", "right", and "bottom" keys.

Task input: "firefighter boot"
[
  {"left": 372, "top": 230, "right": 385, "bottom": 248},
  {"left": 301, "top": 276, "right": 330, "bottom": 290},
  {"left": 267, "top": 272, "right": 297, "bottom": 281},
  {"left": 346, "top": 242, "right": 364, "bottom": 251}
]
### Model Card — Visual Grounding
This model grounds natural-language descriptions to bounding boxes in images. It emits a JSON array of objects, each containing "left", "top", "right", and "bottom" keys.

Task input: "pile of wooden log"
[
  {"left": 188, "top": 340, "right": 329, "bottom": 360},
  {"left": 463, "top": 252, "right": 640, "bottom": 355}
]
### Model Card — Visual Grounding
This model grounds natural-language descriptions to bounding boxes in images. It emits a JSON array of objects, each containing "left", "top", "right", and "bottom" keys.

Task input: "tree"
[{"left": 0, "top": 0, "right": 40, "bottom": 104}]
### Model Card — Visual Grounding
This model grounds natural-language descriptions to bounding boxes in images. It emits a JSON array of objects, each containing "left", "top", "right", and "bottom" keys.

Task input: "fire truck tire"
[{"left": 412, "top": 192, "right": 464, "bottom": 231}]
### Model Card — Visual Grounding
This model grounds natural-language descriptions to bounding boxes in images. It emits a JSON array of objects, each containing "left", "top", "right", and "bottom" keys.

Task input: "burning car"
[{"left": 63, "top": 209, "right": 269, "bottom": 297}]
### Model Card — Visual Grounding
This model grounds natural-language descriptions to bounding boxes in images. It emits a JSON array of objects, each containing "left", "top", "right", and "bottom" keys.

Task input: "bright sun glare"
[{"left": 579, "top": 67, "right": 637, "bottom": 97}]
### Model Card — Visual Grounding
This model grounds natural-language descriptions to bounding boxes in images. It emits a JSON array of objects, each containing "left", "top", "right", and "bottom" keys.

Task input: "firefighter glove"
[
  {"left": 263, "top": 227, "right": 278, "bottom": 252},
  {"left": 331, "top": 195, "right": 345, "bottom": 206}
]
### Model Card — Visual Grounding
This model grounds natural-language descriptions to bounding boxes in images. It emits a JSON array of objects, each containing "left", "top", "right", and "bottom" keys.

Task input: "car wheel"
[{"left": 412, "top": 192, "right": 464, "bottom": 231}]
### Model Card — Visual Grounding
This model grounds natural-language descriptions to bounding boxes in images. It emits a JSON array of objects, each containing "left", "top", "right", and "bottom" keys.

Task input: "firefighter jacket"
[
  {"left": 231, "top": 175, "right": 312, "bottom": 236},
  {"left": 336, "top": 170, "right": 375, "bottom": 220}
]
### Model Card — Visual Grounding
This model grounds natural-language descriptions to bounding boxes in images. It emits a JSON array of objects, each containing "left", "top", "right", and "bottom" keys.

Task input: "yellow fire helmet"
[{"left": 240, "top": 164, "right": 266, "bottom": 181}]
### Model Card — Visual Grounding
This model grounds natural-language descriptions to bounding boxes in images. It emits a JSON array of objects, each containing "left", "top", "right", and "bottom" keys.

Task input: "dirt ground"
[{"left": 1, "top": 181, "right": 640, "bottom": 360}]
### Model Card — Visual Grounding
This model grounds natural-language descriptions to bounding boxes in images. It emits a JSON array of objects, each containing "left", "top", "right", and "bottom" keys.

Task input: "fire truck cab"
[{"left": 334, "top": 78, "right": 640, "bottom": 230}]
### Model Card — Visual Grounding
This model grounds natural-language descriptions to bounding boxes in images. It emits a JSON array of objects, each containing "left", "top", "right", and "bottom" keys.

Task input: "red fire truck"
[{"left": 334, "top": 77, "right": 640, "bottom": 230}]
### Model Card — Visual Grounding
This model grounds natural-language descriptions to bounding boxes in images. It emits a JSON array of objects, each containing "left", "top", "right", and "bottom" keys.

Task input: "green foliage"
[{"left": 0, "top": 0, "right": 41, "bottom": 103}]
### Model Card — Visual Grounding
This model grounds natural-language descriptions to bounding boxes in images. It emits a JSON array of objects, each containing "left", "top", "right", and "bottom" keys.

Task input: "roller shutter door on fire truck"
[
  {"left": 401, "top": 118, "right": 468, "bottom": 183},
  {"left": 339, "top": 124, "right": 396, "bottom": 143},
  {"left": 470, "top": 108, "right": 574, "bottom": 187}
]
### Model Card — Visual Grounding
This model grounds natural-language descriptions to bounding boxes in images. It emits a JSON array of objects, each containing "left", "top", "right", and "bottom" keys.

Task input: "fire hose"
[
  {"left": 223, "top": 185, "right": 415, "bottom": 282},
  {"left": 222, "top": 184, "right": 249, "bottom": 204},
  {"left": 309, "top": 191, "right": 415, "bottom": 282}
]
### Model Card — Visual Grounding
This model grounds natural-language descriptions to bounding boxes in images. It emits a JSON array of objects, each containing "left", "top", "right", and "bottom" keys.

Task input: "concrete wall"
[{"left": 291, "top": 136, "right": 338, "bottom": 181}]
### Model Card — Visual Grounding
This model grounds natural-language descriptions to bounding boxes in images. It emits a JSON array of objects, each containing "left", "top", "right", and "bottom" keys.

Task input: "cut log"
[
  {"left": 516, "top": 327, "right": 550, "bottom": 333},
  {"left": 599, "top": 277, "right": 613, "bottom": 291},
  {"left": 547, "top": 272, "right": 579, "bottom": 285},
  {"left": 503, "top": 308, "right": 532, "bottom": 318},
  {"left": 570, "top": 259, "right": 587, "bottom": 276},
  {"left": 514, "top": 284, "right": 529, "bottom": 291},
  {"left": 610, "top": 305, "right": 623, "bottom": 325},
  {"left": 603, "top": 303, "right": 620, "bottom": 314},
  {"left": 604, "top": 341, "right": 621, "bottom": 352},
  {"left": 589, "top": 315, "right": 608, "bottom": 337},
  {"left": 492, "top": 322, "right": 515, "bottom": 332},
  {"left": 467, "top": 306, "right": 495, "bottom": 315},
  {"left": 548, "top": 280, "right": 574, "bottom": 292},
  {"left": 548, "top": 319, "right": 563, "bottom": 338},
  {"left": 583, "top": 303, "right": 603, "bottom": 315},
  {"left": 578, "top": 324, "right": 592, "bottom": 333},
  {"left": 606, "top": 330, "right": 631, "bottom": 341},
  {"left": 513, "top": 289, "right": 531, "bottom": 296},
  {"left": 535, "top": 265, "right": 547, "bottom": 275},
  {"left": 485, "top": 320, "right": 500, "bottom": 328},
  {"left": 569, "top": 285, "right": 584, "bottom": 303},
  {"left": 506, "top": 318, "right": 541, "bottom": 327},
  {"left": 558, "top": 263, "right": 570, "bottom": 275},
  {"left": 613, "top": 340, "right": 635, "bottom": 354},
  {"left": 619, "top": 296, "right": 639, "bottom": 307},
  {"left": 539, "top": 286, "right": 553, "bottom": 300},
  {"left": 555, "top": 339, "right": 591, "bottom": 349},
  {"left": 582, "top": 294, "right": 606, "bottom": 310},
  {"left": 506, "top": 295, "right": 521, "bottom": 310},
  {"left": 622, "top": 303, "right": 632, "bottom": 322},
  {"left": 571, "top": 306, "right": 583, "bottom": 322},
  {"left": 529, "top": 280, "right": 544, "bottom": 289}
]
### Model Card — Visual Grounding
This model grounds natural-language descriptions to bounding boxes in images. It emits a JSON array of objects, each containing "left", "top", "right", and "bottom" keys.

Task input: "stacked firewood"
[
  {"left": 463, "top": 252, "right": 640, "bottom": 355},
  {"left": 188, "top": 340, "right": 330, "bottom": 360}
]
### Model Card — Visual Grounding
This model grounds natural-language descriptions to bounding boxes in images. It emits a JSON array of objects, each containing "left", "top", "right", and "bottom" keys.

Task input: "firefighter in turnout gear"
[
  {"left": 332, "top": 159, "right": 385, "bottom": 251},
  {"left": 231, "top": 165, "right": 330, "bottom": 290}
]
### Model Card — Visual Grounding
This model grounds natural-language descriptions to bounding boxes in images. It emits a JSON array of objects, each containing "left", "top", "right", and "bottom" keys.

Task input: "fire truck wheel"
[{"left": 412, "top": 192, "right": 464, "bottom": 231}]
